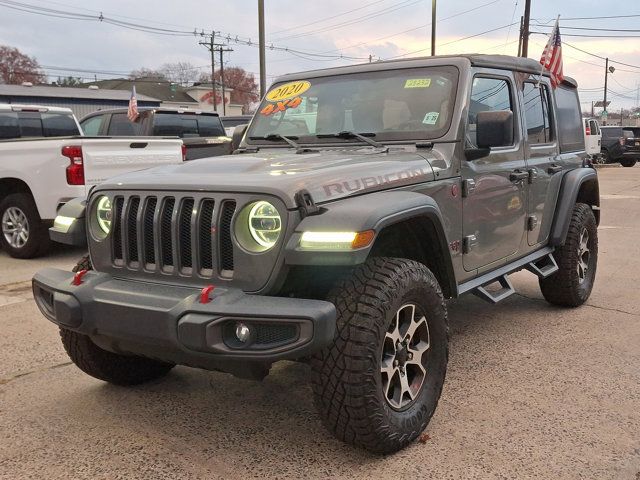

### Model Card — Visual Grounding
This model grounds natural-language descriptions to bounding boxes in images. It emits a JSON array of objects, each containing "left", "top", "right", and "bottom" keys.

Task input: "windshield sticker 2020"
[
  {"left": 265, "top": 80, "right": 311, "bottom": 102},
  {"left": 260, "top": 96, "right": 303, "bottom": 116}
]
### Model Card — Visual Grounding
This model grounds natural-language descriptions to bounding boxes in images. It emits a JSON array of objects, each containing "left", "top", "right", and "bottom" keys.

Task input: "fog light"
[{"left": 235, "top": 322, "right": 251, "bottom": 343}]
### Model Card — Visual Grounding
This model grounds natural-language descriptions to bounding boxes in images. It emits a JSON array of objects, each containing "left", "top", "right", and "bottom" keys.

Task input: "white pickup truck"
[{"left": 0, "top": 104, "right": 184, "bottom": 258}]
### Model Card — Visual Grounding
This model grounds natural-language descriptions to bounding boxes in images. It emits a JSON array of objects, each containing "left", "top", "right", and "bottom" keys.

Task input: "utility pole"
[
  {"left": 258, "top": 0, "right": 266, "bottom": 98},
  {"left": 199, "top": 31, "right": 217, "bottom": 112},
  {"left": 517, "top": 16, "right": 524, "bottom": 56},
  {"left": 217, "top": 45, "right": 233, "bottom": 116},
  {"left": 431, "top": 0, "right": 436, "bottom": 56},
  {"left": 521, "top": 0, "right": 532, "bottom": 57},
  {"left": 369, "top": 54, "right": 373, "bottom": 63},
  {"left": 603, "top": 57, "right": 609, "bottom": 125}
]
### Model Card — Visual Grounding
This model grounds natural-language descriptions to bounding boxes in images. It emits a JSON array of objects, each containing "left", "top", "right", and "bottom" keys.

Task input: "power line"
[
  {"left": 268, "top": 0, "right": 389, "bottom": 35},
  {"left": 270, "top": 0, "right": 423, "bottom": 42},
  {"left": 323, "top": 0, "right": 503, "bottom": 54},
  {"left": 387, "top": 22, "right": 518, "bottom": 59}
]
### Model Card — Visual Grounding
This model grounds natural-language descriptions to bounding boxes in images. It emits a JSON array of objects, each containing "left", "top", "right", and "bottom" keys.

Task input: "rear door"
[
  {"left": 80, "top": 138, "right": 183, "bottom": 194},
  {"left": 462, "top": 72, "right": 528, "bottom": 272},
  {"left": 520, "top": 79, "right": 561, "bottom": 246}
]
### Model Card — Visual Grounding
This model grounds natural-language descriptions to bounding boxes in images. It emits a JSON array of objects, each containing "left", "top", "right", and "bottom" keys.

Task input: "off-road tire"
[
  {"left": 310, "top": 257, "right": 449, "bottom": 454},
  {"left": 540, "top": 203, "right": 597, "bottom": 307},
  {"left": 620, "top": 159, "right": 637, "bottom": 168},
  {"left": 0, "top": 193, "right": 50, "bottom": 258},
  {"left": 60, "top": 328, "right": 175, "bottom": 385}
]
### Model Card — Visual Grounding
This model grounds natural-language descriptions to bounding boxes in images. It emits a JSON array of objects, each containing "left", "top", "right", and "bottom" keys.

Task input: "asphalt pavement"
[{"left": 0, "top": 167, "right": 638, "bottom": 479}]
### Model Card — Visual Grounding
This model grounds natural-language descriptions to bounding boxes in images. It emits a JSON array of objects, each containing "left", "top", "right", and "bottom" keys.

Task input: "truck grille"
[{"left": 110, "top": 194, "right": 237, "bottom": 277}]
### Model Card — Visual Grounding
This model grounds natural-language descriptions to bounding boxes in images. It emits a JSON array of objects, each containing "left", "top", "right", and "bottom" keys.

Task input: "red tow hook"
[
  {"left": 72, "top": 269, "right": 89, "bottom": 286},
  {"left": 200, "top": 285, "right": 215, "bottom": 304}
]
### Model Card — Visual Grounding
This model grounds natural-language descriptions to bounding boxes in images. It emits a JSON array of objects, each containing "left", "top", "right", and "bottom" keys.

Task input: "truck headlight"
[
  {"left": 95, "top": 196, "right": 112, "bottom": 235},
  {"left": 236, "top": 200, "right": 282, "bottom": 252}
]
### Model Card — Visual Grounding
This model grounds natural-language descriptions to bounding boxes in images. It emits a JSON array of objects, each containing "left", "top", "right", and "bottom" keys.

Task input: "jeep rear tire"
[
  {"left": 310, "top": 257, "right": 448, "bottom": 454},
  {"left": 60, "top": 328, "right": 175, "bottom": 385},
  {"left": 540, "top": 203, "right": 597, "bottom": 307},
  {"left": 0, "top": 193, "right": 50, "bottom": 259}
]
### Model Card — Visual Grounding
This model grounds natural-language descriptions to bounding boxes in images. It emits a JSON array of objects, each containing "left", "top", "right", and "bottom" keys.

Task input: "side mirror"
[
  {"left": 476, "top": 110, "right": 514, "bottom": 148},
  {"left": 231, "top": 124, "right": 248, "bottom": 151}
]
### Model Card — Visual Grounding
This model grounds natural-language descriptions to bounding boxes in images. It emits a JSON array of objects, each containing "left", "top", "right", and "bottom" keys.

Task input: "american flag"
[
  {"left": 127, "top": 85, "right": 139, "bottom": 122},
  {"left": 539, "top": 17, "right": 564, "bottom": 88}
]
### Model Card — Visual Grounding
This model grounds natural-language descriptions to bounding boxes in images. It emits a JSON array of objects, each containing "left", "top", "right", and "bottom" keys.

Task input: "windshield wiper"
[
  {"left": 317, "top": 131, "right": 386, "bottom": 150},
  {"left": 249, "top": 133, "right": 317, "bottom": 154}
]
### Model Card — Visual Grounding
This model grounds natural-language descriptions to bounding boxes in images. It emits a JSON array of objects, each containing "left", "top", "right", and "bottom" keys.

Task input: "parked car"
[
  {"left": 80, "top": 107, "right": 232, "bottom": 160},
  {"left": 0, "top": 104, "right": 185, "bottom": 258},
  {"left": 0, "top": 103, "right": 81, "bottom": 139},
  {"left": 600, "top": 125, "right": 639, "bottom": 167},
  {"left": 220, "top": 114, "right": 252, "bottom": 136},
  {"left": 33, "top": 54, "right": 599, "bottom": 454},
  {"left": 584, "top": 117, "right": 603, "bottom": 162}
]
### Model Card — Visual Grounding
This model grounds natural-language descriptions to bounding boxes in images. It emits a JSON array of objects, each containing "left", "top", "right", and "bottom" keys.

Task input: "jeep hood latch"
[{"left": 294, "top": 189, "right": 320, "bottom": 219}]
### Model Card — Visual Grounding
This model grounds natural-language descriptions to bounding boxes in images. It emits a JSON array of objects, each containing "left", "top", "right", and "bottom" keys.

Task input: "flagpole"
[{"left": 538, "top": 15, "right": 560, "bottom": 86}]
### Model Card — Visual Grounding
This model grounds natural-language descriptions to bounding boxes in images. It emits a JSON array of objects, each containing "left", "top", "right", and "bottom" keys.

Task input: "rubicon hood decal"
[{"left": 98, "top": 148, "right": 436, "bottom": 208}]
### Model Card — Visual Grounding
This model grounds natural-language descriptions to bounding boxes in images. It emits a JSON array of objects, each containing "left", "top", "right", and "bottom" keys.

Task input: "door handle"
[
  {"left": 509, "top": 170, "right": 529, "bottom": 182},
  {"left": 547, "top": 165, "right": 562, "bottom": 174}
]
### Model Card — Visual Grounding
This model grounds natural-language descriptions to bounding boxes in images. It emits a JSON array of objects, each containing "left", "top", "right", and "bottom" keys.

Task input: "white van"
[{"left": 584, "top": 118, "right": 602, "bottom": 160}]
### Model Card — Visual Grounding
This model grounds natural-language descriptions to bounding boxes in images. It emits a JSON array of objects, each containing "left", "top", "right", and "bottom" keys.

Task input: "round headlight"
[
  {"left": 95, "top": 196, "right": 112, "bottom": 234},
  {"left": 248, "top": 201, "right": 281, "bottom": 249}
]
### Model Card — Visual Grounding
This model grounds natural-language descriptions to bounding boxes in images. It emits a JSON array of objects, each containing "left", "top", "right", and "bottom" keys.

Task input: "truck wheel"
[
  {"left": 310, "top": 257, "right": 448, "bottom": 454},
  {"left": 540, "top": 203, "right": 597, "bottom": 307},
  {"left": 0, "top": 193, "right": 50, "bottom": 258},
  {"left": 620, "top": 159, "right": 636, "bottom": 167},
  {"left": 60, "top": 328, "right": 175, "bottom": 386}
]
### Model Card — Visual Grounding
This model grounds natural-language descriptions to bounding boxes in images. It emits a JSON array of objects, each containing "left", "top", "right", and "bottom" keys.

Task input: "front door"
[
  {"left": 462, "top": 73, "right": 528, "bottom": 272},
  {"left": 520, "top": 79, "right": 562, "bottom": 246}
]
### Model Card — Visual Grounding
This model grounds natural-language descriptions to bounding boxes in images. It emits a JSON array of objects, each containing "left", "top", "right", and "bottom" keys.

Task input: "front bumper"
[{"left": 32, "top": 268, "right": 336, "bottom": 370}]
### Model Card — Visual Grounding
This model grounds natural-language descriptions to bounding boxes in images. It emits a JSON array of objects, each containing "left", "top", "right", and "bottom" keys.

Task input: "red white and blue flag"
[
  {"left": 540, "top": 16, "right": 564, "bottom": 88},
  {"left": 127, "top": 85, "right": 139, "bottom": 122}
]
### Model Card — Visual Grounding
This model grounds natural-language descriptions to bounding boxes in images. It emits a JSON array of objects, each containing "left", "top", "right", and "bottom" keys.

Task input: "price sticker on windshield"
[
  {"left": 404, "top": 78, "right": 431, "bottom": 88},
  {"left": 266, "top": 80, "right": 311, "bottom": 102}
]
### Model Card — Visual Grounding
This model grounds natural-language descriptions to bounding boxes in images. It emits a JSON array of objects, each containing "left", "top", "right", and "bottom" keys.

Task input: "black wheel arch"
[
  {"left": 283, "top": 190, "right": 457, "bottom": 299},
  {"left": 550, "top": 168, "right": 600, "bottom": 247}
]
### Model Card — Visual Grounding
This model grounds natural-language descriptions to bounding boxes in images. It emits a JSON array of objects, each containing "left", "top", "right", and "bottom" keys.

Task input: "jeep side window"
[
  {"left": 523, "top": 82, "right": 553, "bottom": 144},
  {"left": 467, "top": 77, "right": 513, "bottom": 148},
  {"left": 554, "top": 85, "right": 584, "bottom": 152}
]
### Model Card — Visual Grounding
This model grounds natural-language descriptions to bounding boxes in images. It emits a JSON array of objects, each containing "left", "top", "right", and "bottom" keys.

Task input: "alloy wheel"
[
  {"left": 381, "top": 303, "right": 431, "bottom": 410},
  {"left": 2, "top": 206, "right": 30, "bottom": 249},
  {"left": 577, "top": 227, "right": 590, "bottom": 284}
]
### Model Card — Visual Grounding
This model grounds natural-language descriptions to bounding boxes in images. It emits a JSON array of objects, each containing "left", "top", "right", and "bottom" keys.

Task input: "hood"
[{"left": 97, "top": 147, "right": 437, "bottom": 208}]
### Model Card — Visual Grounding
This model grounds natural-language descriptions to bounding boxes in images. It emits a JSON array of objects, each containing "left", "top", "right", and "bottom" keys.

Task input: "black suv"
[{"left": 600, "top": 125, "right": 639, "bottom": 167}]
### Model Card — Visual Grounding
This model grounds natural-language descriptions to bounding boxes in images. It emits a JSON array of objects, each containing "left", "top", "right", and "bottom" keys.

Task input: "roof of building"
[
  {"left": 80, "top": 78, "right": 198, "bottom": 104},
  {"left": 0, "top": 84, "right": 159, "bottom": 101}
]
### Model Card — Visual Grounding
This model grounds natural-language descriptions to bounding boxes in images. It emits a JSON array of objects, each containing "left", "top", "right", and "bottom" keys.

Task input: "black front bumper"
[{"left": 32, "top": 268, "right": 336, "bottom": 370}]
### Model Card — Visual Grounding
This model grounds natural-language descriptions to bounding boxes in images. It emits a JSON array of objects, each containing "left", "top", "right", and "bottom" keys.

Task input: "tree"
[
  {"left": 129, "top": 68, "right": 167, "bottom": 81},
  {"left": 0, "top": 45, "right": 45, "bottom": 84},
  {"left": 199, "top": 67, "right": 259, "bottom": 112},
  {"left": 160, "top": 62, "right": 199, "bottom": 86},
  {"left": 53, "top": 76, "right": 83, "bottom": 87}
]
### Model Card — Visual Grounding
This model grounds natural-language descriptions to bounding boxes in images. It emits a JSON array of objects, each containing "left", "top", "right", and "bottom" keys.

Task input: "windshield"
[{"left": 247, "top": 66, "right": 459, "bottom": 144}]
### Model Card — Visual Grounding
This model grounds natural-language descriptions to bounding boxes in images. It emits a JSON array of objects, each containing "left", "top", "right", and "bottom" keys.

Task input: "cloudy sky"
[{"left": 1, "top": 0, "right": 639, "bottom": 111}]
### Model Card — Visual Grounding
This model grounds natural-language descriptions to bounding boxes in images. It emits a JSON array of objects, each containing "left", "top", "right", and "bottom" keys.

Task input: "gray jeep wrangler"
[{"left": 33, "top": 54, "right": 599, "bottom": 454}]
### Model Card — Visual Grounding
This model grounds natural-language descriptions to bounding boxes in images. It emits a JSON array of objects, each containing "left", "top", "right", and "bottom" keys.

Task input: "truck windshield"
[
  {"left": 152, "top": 112, "right": 226, "bottom": 138},
  {"left": 247, "top": 66, "right": 458, "bottom": 144}
]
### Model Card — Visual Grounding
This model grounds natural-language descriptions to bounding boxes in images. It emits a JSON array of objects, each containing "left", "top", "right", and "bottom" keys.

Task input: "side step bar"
[
  {"left": 472, "top": 274, "right": 515, "bottom": 304},
  {"left": 458, "top": 247, "right": 557, "bottom": 304}
]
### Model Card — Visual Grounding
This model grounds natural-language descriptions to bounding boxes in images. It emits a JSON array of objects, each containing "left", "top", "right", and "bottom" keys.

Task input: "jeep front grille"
[{"left": 110, "top": 194, "right": 236, "bottom": 277}]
